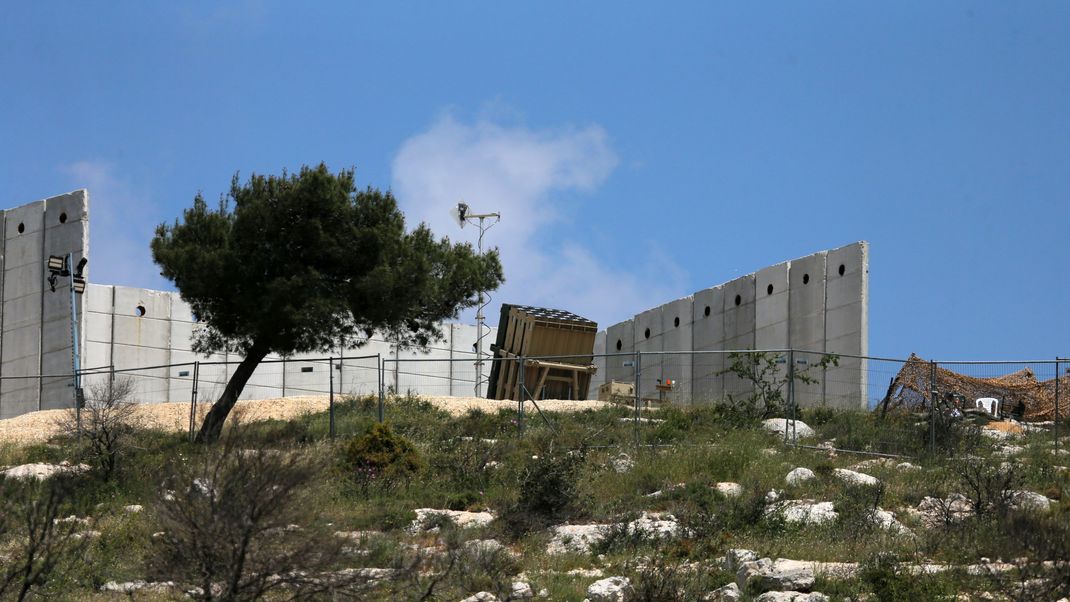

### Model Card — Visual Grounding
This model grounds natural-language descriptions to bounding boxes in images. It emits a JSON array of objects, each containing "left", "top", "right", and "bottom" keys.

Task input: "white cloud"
[
  {"left": 60, "top": 161, "right": 171, "bottom": 291},
  {"left": 392, "top": 113, "right": 688, "bottom": 328}
]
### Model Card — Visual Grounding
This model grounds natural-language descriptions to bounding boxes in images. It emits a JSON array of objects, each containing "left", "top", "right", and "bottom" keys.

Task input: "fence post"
[
  {"left": 188, "top": 361, "right": 200, "bottom": 443},
  {"left": 787, "top": 350, "right": 795, "bottom": 446},
  {"left": 377, "top": 354, "right": 384, "bottom": 423},
  {"left": 929, "top": 361, "right": 938, "bottom": 453},
  {"left": 328, "top": 356, "right": 335, "bottom": 439},
  {"left": 378, "top": 356, "right": 386, "bottom": 421},
  {"left": 634, "top": 351, "right": 642, "bottom": 448},
  {"left": 517, "top": 357, "right": 525, "bottom": 436},
  {"left": 1056, "top": 358, "right": 1061, "bottom": 457}
]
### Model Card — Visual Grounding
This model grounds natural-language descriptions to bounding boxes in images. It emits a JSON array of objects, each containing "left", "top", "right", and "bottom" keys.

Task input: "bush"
[
  {"left": 499, "top": 449, "right": 584, "bottom": 537},
  {"left": 342, "top": 423, "right": 422, "bottom": 485},
  {"left": 57, "top": 376, "right": 140, "bottom": 480},
  {"left": 860, "top": 552, "right": 954, "bottom": 601}
]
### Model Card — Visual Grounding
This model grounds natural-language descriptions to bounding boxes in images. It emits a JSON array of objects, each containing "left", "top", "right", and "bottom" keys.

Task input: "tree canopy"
[{"left": 152, "top": 164, "right": 503, "bottom": 442}]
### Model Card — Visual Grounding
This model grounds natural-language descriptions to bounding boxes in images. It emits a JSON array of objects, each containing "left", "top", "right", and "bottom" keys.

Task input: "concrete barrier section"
[
  {"left": 691, "top": 285, "right": 725, "bottom": 403},
  {"left": 824, "top": 242, "right": 869, "bottom": 409},
  {"left": 660, "top": 296, "right": 693, "bottom": 403},
  {"left": 788, "top": 252, "right": 827, "bottom": 407},
  {"left": 634, "top": 306, "right": 663, "bottom": 400},
  {"left": 721, "top": 274, "right": 756, "bottom": 400},
  {"left": 605, "top": 319, "right": 635, "bottom": 386}
]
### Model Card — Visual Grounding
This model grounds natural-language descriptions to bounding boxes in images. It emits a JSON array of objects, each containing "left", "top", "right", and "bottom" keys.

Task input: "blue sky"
[{"left": 1, "top": 2, "right": 1067, "bottom": 361}]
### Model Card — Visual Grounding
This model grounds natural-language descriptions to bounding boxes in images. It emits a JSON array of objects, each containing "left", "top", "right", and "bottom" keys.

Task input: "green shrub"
[
  {"left": 342, "top": 423, "right": 422, "bottom": 484},
  {"left": 860, "top": 552, "right": 954, "bottom": 601},
  {"left": 499, "top": 449, "right": 584, "bottom": 537}
]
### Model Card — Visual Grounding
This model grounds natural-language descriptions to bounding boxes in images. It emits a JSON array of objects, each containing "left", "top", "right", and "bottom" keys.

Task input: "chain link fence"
[{"left": 3, "top": 350, "right": 1065, "bottom": 459}]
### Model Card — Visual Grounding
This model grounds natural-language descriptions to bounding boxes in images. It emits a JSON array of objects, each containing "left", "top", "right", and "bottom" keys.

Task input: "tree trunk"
[{"left": 195, "top": 347, "right": 269, "bottom": 443}]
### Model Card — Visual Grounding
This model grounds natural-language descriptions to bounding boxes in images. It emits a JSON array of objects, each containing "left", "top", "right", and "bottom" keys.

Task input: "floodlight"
[
  {"left": 451, "top": 202, "right": 470, "bottom": 229},
  {"left": 47, "top": 255, "right": 66, "bottom": 273},
  {"left": 73, "top": 276, "right": 86, "bottom": 294},
  {"left": 75, "top": 257, "right": 88, "bottom": 278}
]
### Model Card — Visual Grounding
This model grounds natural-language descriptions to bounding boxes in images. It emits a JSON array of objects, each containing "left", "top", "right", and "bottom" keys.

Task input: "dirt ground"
[{"left": 0, "top": 395, "right": 613, "bottom": 445}]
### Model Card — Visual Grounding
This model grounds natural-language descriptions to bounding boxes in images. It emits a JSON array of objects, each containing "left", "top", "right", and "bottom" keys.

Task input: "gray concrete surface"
[
  {"left": 660, "top": 296, "right": 693, "bottom": 403},
  {"left": 691, "top": 285, "right": 725, "bottom": 403}
]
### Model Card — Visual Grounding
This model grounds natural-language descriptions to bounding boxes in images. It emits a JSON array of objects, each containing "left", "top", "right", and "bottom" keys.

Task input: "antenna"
[{"left": 449, "top": 201, "right": 500, "bottom": 396}]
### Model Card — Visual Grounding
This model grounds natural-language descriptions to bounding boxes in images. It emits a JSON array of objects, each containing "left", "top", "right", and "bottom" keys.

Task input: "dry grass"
[{"left": 0, "top": 395, "right": 612, "bottom": 444}]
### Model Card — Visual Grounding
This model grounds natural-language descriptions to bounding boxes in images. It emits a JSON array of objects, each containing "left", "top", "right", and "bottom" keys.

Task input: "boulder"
[
  {"left": 611, "top": 453, "right": 635, "bottom": 474},
  {"left": 585, "top": 576, "right": 633, "bottom": 602},
  {"left": 762, "top": 419, "right": 815, "bottom": 439},
  {"left": 705, "top": 582, "right": 742, "bottom": 601},
  {"left": 1, "top": 462, "right": 90, "bottom": 481},
  {"left": 547, "top": 524, "right": 609, "bottom": 555},
  {"left": 510, "top": 581, "right": 534, "bottom": 599},
  {"left": 723, "top": 548, "right": 759, "bottom": 573},
  {"left": 1008, "top": 491, "right": 1053, "bottom": 512},
  {"left": 409, "top": 509, "right": 494, "bottom": 533},
  {"left": 785, "top": 468, "right": 816, "bottom": 486},
  {"left": 754, "top": 592, "right": 829, "bottom": 602},
  {"left": 909, "top": 494, "right": 973, "bottom": 527},
  {"left": 459, "top": 593, "right": 499, "bottom": 602},
  {"left": 832, "top": 468, "right": 879, "bottom": 487},
  {"left": 870, "top": 508, "right": 911, "bottom": 535},
  {"left": 715, "top": 482, "right": 743, "bottom": 498},
  {"left": 736, "top": 558, "right": 815, "bottom": 594},
  {"left": 768, "top": 500, "right": 837, "bottom": 525},
  {"left": 896, "top": 462, "right": 920, "bottom": 471}
]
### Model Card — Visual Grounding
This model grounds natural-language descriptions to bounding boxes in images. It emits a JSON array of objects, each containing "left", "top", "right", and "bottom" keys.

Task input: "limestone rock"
[
  {"left": 459, "top": 592, "right": 499, "bottom": 602},
  {"left": 510, "top": 581, "right": 534, "bottom": 599},
  {"left": 832, "top": 468, "right": 879, "bottom": 487},
  {"left": 715, "top": 482, "right": 743, "bottom": 497},
  {"left": 785, "top": 467, "right": 816, "bottom": 486},
  {"left": 754, "top": 592, "right": 829, "bottom": 602},
  {"left": 611, "top": 453, "right": 635, "bottom": 474},
  {"left": 1008, "top": 490, "right": 1053, "bottom": 512},
  {"left": 409, "top": 508, "right": 494, "bottom": 533},
  {"left": 736, "top": 558, "right": 815, "bottom": 594},
  {"left": 1, "top": 462, "right": 89, "bottom": 481},
  {"left": 705, "top": 582, "right": 742, "bottom": 601},
  {"left": 547, "top": 524, "right": 610, "bottom": 555},
  {"left": 762, "top": 419, "right": 815, "bottom": 439},
  {"left": 768, "top": 500, "right": 838, "bottom": 525},
  {"left": 870, "top": 508, "right": 911, "bottom": 535},
  {"left": 585, "top": 576, "right": 633, "bottom": 602},
  {"left": 723, "top": 549, "right": 759, "bottom": 573}
]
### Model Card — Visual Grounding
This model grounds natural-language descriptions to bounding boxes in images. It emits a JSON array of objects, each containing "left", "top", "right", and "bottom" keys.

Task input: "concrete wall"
[
  {"left": 788, "top": 251, "right": 828, "bottom": 407},
  {"left": 77, "top": 285, "right": 498, "bottom": 408},
  {"left": 722, "top": 274, "right": 757, "bottom": 399},
  {"left": 823, "top": 242, "right": 869, "bottom": 409},
  {"left": 0, "top": 192, "right": 89, "bottom": 418},
  {"left": 691, "top": 285, "right": 725, "bottom": 403},
  {"left": 605, "top": 319, "right": 634, "bottom": 386},
  {"left": 660, "top": 296, "right": 693, "bottom": 403},
  {"left": 633, "top": 307, "right": 663, "bottom": 400}
]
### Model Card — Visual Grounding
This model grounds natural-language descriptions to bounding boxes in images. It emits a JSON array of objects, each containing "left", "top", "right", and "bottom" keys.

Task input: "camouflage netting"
[{"left": 881, "top": 354, "right": 1068, "bottom": 421}]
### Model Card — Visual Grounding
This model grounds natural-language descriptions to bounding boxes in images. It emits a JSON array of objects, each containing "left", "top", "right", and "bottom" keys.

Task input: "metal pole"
[
  {"left": 66, "top": 254, "right": 83, "bottom": 434},
  {"left": 377, "top": 353, "right": 384, "bottom": 423},
  {"left": 475, "top": 219, "right": 484, "bottom": 398},
  {"left": 787, "top": 350, "right": 795, "bottom": 445},
  {"left": 1055, "top": 358, "right": 1060, "bottom": 457},
  {"left": 929, "top": 361, "right": 937, "bottom": 452},
  {"left": 188, "top": 361, "right": 200, "bottom": 442},
  {"left": 378, "top": 356, "right": 386, "bottom": 421},
  {"left": 328, "top": 356, "right": 335, "bottom": 439},
  {"left": 517, "top": 357, "right": 525, "bottom": 436},
  {"left": 634, "top": 350, "right": 642, "bottom": 448}
]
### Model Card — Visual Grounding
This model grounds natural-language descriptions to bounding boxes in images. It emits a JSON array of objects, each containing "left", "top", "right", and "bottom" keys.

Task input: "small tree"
[
  {"left": 0, "top": 479, "right": 84, "bottom": 601},
  {"left": 718, "top": 351, "right": 839, "bottom": 421},
  {"left": 150, "top": 433, "right": 361, "bottom": 600},
  {"left": 57, "top": 376, "right": 139, "bottom": 480},
  {"left": 152, "top": 164, "right": 504, "bottom": 442}
]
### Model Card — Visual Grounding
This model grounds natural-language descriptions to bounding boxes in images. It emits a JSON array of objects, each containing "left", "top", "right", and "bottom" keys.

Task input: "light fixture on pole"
[
  {"left": 46, "top": 253, "right": 88, "bottom": 431},
  {"left": 451, "top": 201, "right": 500, "bottom": 397}
]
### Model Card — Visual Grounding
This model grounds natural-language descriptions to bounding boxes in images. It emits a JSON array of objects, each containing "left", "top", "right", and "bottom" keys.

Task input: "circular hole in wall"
[
  {"left": 838, "top": 264, "right": 846, "bottom": 276},
  {"left": 803, "top": 273, "right": 810, "bottom": 285},
  {"left": 704, "top": 305, "right": 711, "bottom": 317},
  {"left": 644, "top": 328, "right": 651, "bottom": 339},
  {"left": 734, "top": 294, "right": 742, "bottom": 306},
  {"left": 17, "top": 222, "right": 25, "bottom": 234},
  {"left": 59, "top": 212, "right": 67, "bottom": 224},
  {"left": 674, "top": 316, "right": 680, "bottom": 328},
  {"left": 135, "top": 305, "right": 146, "bottom": 317},
  {"left": 767, "top": 284, "right": 774, "bottom": 295},
  {"left": 616, "top": 339, "right": 622, "bottom": 351}
]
